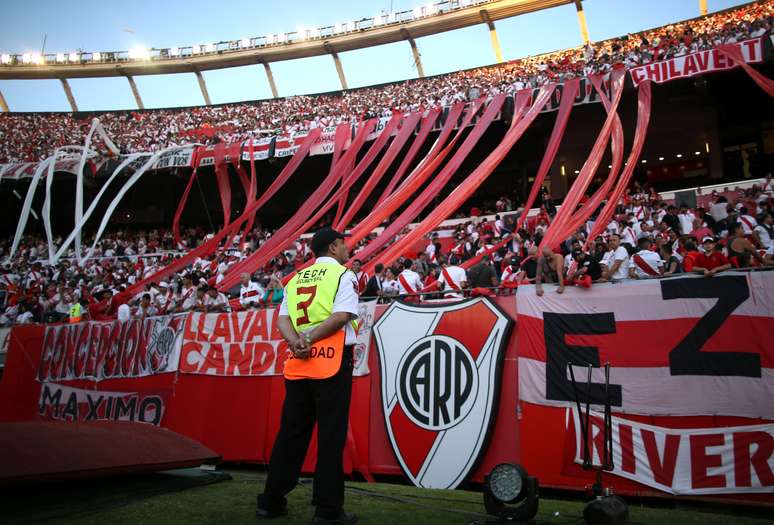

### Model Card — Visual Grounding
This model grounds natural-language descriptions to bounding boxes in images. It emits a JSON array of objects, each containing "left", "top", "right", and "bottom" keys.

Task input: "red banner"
[{"left": 630, "top": 38, "right": 764, "bottom": 86}]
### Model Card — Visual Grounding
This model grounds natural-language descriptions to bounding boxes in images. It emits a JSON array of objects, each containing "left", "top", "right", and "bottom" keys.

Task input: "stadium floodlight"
[
  {"left": 694, "top": 151, "right": 700, "bottom": 155},
  {"left": 676, "top": 153, "right": 682, "bottom": 158},
  {"left": 1, "top": 54, "right": 10, "bottom": 64},
  {"left": 413, "top": 7, "right": 423, "bottom": 18},
  {"left": 426, "top": 3, "right": 438, "bottom": 15},
  {"left": 460, "top": 0, "right": 472, "bottom": 6},
  {"left": 206, "top": 43, "right": 216, "bottom": 53},
  {"left": 170, "top": 47, "right": 180, "bottom": 56},
  {"left": 374, "top": 14, "right": 384, "bottom": 26},
  {"left": 483, "top": 463, "right": 539, "bottom": 523},
  {"left": 641, "top": 159, "right": 647, "bottom": 164},
  {"left": 69, "top": 52, "right": 79, "bottom": 62},
  {"left": 574, "top": 170, "right": 580, "bottom": 174},
  {"left": 240, "top": 38, "right": 250, "bottom": 48},
  {"left": 296, "top": 28, "right": 306, "bottom": 40},
  {"left": 22, "top": 53, "right": 31, "bottom": 64},
  {"left": 658, "top": 156, "right": 665, "bottom": 161},
  {"left": 92, "top": 52, "right": 101, "bottom": 61},
  {"left": 310, "top": 27, "right": 320, "bottom": 38},
  {"left": 128, "top": 47, "right": 149, "bottom": 60},
  {"left": 55, "top": 52, "right": 65, "bottom": 63}
]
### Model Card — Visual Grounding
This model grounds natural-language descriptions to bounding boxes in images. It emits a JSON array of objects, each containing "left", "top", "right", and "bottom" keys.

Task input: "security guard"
[{"left": 257, "top": 227, "right": 359, "bottom": 524}]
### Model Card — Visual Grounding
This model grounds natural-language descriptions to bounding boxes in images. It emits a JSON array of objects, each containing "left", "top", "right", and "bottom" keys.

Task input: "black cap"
[{"left": 311, "top": 227, "right": 348, "bottom": 255}]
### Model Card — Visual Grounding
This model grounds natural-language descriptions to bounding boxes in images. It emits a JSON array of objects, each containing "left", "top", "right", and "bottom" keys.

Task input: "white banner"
[
  {"left": 152, "top": 146, "right": 195, "bottom": 170},
  {"left": 571, "top": 408, "right": 774, "bottom": 494},
  {"left": 179, "top": 301, "right": 377, "bottom": 377},
  {"left": 630, "top": 38, "right": 764, "bottom": 86}
]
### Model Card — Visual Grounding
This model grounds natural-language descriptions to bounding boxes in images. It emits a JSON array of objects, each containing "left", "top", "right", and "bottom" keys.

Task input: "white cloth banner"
[
  {"left": 630, "top": 37, "right": 764, "bottom": 86},
  {"left": 570, "top": 407, "right": 774, "bottom": 495}
]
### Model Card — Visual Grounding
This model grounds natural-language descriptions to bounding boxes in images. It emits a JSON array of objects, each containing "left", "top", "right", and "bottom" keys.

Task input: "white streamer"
[
  {"left": 51, "top": 153, "right": 148, "bottom": 265},
  {"left": 7, "top": 156, "right": 57, "bottom": 261},
  {"left": 84, "top": 145, "right": 193, "bottom": 262}
]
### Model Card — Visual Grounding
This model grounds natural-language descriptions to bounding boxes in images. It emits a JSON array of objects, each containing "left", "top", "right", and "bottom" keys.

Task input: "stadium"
[{"left": 0, "top": 0, "right": 773, "bottom": 523}]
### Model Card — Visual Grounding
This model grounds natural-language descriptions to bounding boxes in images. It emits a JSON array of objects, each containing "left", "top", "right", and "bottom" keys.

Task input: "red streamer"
[
  {"left": 216, "top": 120, "right": 378, "bottom": 290},
  {"left": 515, "top": 79, "right": 580, "bottom": 232},
  {"left": 212, "top": 143, "right": 232, "bottom": 228},
  {"left": 335, "top": 112, "right": 422, "bottom": 231},
  {"left": 347, "top": 101, "right": 471, "bottom": 248},
  {"left": 117, "top": 128, "right": 322, "bottom": 301},
  {"left": 540, "top": 69, "right": 626, "bottom": 249},
  {"left": 172, "top": 168, "right": 198, "bottom": 246},
  {"left": 717, "top": 44, "right": 774, "bottom": 97},
  {"left": 585, "top": 80, "right": 653, "bottom": 248},
  {"left": 353, "top": 95, "right": 505, "bottom": 265},
  {"left": 363, "top": 85, "right": 557, "bottom": 275}
]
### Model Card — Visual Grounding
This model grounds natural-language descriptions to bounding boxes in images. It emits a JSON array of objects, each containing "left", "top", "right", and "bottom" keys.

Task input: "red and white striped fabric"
[{"left": 517, "top": 272, "right": 774, "bottom": 419}]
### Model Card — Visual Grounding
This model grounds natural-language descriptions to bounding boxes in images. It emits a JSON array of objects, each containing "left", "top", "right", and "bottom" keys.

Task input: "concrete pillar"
[
  {"left": 480, "top": 11, "right": 504, "bottom": 63},
  {"left": 262, "top": 62, "right": 279, "bottom": 98},
  {"left": 0, "top": 88, "right": 9, "bottom": 112},
  {"left": 700, "top": 0, "right": 708, "bottom": 16},
  {"left": 325, "top": 44, "right": 348, "bottom": 90},
  {"left": 194, "top": 70, "right": 212, "bottom": 105},
  {"left": 59, "top": 78, "right": 79, "bottom": 112},
  {"left": 574, "top": 1, "right": 590, "bottom": 44},
  {"left": 126, "top": 75, "right": 145, "bottom": 110}
]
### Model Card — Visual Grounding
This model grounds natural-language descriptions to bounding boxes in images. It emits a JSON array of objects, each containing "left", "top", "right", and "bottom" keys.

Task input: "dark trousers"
[{"left": 258, "top": 346, "right": 354, "bottom": 518}]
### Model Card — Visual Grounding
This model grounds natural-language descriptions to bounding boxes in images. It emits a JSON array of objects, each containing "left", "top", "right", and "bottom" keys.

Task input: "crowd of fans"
[
  {"left": 1, "top": 176, "right": 772, "bottom": 326},
  {"left": 0, "top": 1, "right": 771, "bottom": 163}
]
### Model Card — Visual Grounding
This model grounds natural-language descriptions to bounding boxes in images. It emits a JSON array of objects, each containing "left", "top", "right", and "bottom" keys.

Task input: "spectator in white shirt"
[
  {"left": 397, "top": 259, "right": 424, "bottom": 300},
  {"left": 239, "top": 272, "right": 264, "bottom": 308},
  {"left": 437, "top": 255, "right": 468, "bottom": 299},
  {"left": 629, "top": 238, "right": 664, "bottom": 279},
  {"left": 754, "top": 213, "right": 773, "bottom": 249},
  {"left": 204, "top": 286, "right": 231, "bottom": 313},
  {"left": 601, "top": 234, "right": 630, "bottom": 281},
  {"left": 738, "top": 207, "right": 758, "bottom": 235}
]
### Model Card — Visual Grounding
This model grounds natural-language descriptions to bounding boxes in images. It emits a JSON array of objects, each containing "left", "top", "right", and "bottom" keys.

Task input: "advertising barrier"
[{"left": 0, "top": 273, "right": 772, "bottom": 500}]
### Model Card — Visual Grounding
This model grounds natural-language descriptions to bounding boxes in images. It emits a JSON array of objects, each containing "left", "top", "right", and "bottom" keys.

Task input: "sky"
[{"left": 0, "top": 0, "right": 751, "bottom": 112}]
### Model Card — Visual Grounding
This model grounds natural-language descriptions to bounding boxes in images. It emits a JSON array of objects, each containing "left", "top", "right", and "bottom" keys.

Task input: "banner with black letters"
[{"left": 517, "top": 272, "right": 774, "bottom": 419}]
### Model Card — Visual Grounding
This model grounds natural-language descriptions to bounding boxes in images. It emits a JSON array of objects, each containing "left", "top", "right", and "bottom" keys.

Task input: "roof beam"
[
  {"left": 194, "top": 70, "right": 212, "bottom": 105},
  {"left": 480, "top": 10, "right": 504, "bottom": 63},
  {"left": 262, "top": 61, "right": 279, "bottom": 98},
  {"left": 325, "top": 43, "right": 348, "bottom": 90},
  {"left": 59, "top": 78, "right": 78, "bottom": 112},
  {"left": 125, "top": 75, "right": 145, "bottom": 109},
  {"left": 574, "top": 0, "right": 590, "bottom": 44},
  {"left": 0, "top": 88, "right": 9, "bottom": 112},
  {"left": 401, "top": 29, "right": 425, "bottom": 78}
]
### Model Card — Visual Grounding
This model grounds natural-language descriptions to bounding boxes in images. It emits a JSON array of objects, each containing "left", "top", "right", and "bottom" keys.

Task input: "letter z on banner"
[
  {"left": 517, "top": 272, "right": 774, "bottom": 418},
  {"left": 373, "top": 298, "right": 513, "bottom": 489}
]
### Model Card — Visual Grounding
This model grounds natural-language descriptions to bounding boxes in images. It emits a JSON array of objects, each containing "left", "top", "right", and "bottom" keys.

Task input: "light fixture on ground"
[{"left": 483, "top": 463, "right": 539, "bottom": 524}]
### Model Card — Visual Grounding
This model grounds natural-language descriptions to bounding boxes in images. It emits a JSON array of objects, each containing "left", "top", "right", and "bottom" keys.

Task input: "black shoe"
[
  {"left": 311, "top": 510, "right": 358, "bottom": 524},
  {"left": 255, "top": 506, "right": 288, "bottom": 519}
]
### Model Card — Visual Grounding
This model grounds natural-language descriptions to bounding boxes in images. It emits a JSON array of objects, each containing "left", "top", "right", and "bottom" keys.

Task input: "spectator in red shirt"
[{"left": 690, "top": 237, "right": 732, "bottom": 277}]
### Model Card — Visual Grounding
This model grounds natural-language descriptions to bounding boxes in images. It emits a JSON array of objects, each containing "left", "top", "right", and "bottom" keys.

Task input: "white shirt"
[
  {"left": 16, "top": 311, "right": 34, "bottom": 324},
  {"left": 678, "top": 212, "right": 695, "bottom": 235},
  {"left": 204, "top": 292, "right": 231, "bottom": 312},
  {"left": 739, "top": 215, "right": 758, "bottom": 235},
  {"left": 240, "top": 280, "right": 265, "bottom": 307},
  {"left": 279, "top": 256, "right": 359, "bottom": 344},
  {"left": 117, "top": 303, "right": 132, "bottom": 321},
  {"left": 710, "top": 202, "right": 728, "bottom": 222},
  {"left": 602, "top": 246, "right": 630, "bottom": 280},
  {"left": 754, "top": 224, "right": 773, "bottom": 249},
  {"left": 397, "top": 269, "right": 424, "bottom": 296},
  {"left": 438, "top": 266, "right": 467, "bottom": 298},
  {"left": 631, "top": 249, "right": 663, "bottom": 278}
]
